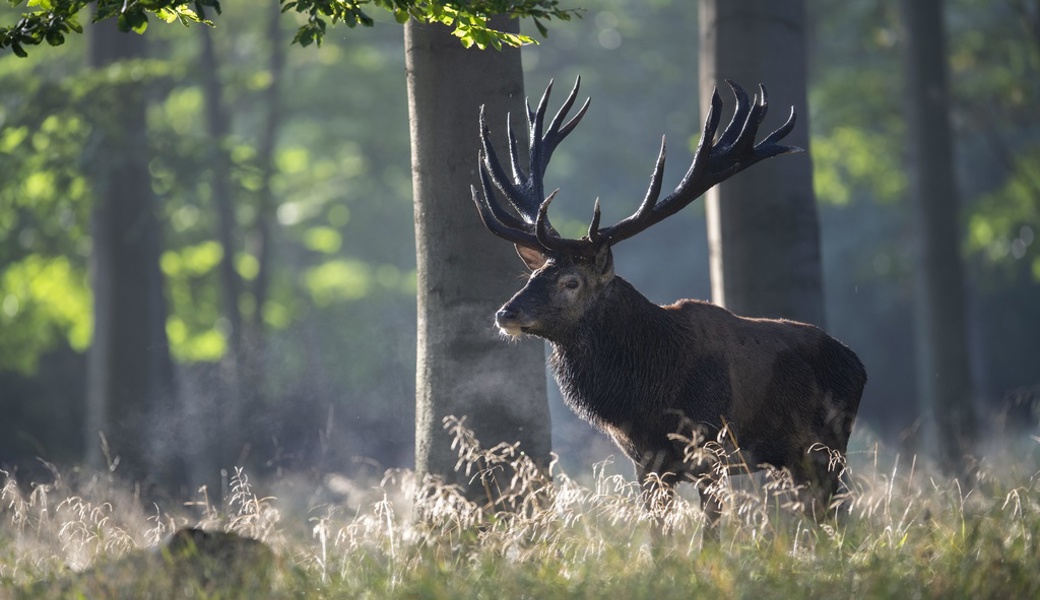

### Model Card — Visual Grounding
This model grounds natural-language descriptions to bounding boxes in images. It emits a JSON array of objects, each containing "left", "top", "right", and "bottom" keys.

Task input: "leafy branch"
[{"left": 0, "top": 0, "right": 581, "bottom": 56}]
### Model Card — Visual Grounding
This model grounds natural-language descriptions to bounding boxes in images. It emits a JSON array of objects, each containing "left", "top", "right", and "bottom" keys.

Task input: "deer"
[{"left": 470, "top": 78, "right": 866, "bottom": 535}]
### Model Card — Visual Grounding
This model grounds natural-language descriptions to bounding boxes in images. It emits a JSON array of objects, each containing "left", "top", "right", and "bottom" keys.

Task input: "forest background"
[{"left": 1, "top": 0, "right": 1038, "bottom": 493}]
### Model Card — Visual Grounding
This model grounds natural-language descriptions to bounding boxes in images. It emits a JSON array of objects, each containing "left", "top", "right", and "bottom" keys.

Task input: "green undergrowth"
[{"left": 2, "top": 425, "right": 1039, "bottom": 599}]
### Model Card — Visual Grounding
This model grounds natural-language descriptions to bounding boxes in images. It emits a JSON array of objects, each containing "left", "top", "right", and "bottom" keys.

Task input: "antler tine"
[
  {"left": 599, "top": 81, "right": 801, "bottom": 246},
  {"left": 535, "top": 190, "right": 560, "bottom": 250},
  {"left": 546, "top": 77, "right": 591, "bottom": 143},
  {"left": 756, "top": 105, "right": 801, "bottom": 157},
  {"left": 534, "top": 190, "right": 592, "bottom": 255},
  {"left": 471, "top": 152, "right": 540, "bottom": 248},
  {"left": 471, "top": 186, "right": 538, "bottom": 249},
  {"left": 636, "top": 136, "right": 669, "bottom": 221},
  {"left": 479, "top": 106, "right": 540, "bottom": 221},
  {"left": 599, "top": 87, "right": 725, "bottom": 243},
  {"left": 476, "top": 152, "right": 528, "bottom": 231},
  {"left": 695, "top": 86, "right": 726, "bottom": 162},
  {"left": 587, "top": 199, "right": 602, "bottom": 242},
  {"left": 714, "top": 80, "right": 754, "bottom": 153},
  {"left": 527, "top": 77, "right": 590, "bottom": 203},
  {"left": 525, "top": 79, "right": 554, "bottom": 203},
  {"left": 729, "top": 83, "right": 773, "bottom": 159},
  {"left": 505, "top": 113, "right": 526, "bottom": 193}
]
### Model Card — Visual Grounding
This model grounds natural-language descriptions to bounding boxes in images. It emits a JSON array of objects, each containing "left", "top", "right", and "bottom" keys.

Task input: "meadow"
[{"left": 1, "top": 423, "right": 1038, "bottom": 599}]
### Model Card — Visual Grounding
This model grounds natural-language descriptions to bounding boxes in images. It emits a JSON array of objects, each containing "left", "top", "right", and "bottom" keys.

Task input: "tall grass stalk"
[{"left": 2, "top": 424, "right": 1038, "bottom": 598}]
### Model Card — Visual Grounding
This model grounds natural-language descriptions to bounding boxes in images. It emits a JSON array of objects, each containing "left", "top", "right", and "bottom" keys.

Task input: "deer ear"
[
  {"left": 593, "top": 243, "right": 614, "bottom": 282},
  {"left": 515, "top": 244, "right": 548, "bottom": 270}
]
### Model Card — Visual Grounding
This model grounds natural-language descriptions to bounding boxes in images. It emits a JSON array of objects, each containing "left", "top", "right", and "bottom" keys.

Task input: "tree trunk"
[
  {"left": 85, "top": 19, "right": 178, "bottom": 485},
  {"left": 698, "top": 0, "right": 826, "bottom": 327},
  {"left": 250, "top": 0, "right": 286, "bottom": 345},
  {"left": 198, "top": 25, "right": 245, "bottom": 475},
  {"left": 899, "top": 0, "right": 976, "bottom": 477},
  {"left": 199, "top": 27, "right": 243, "bottom": 362},
  {"left": 404, "top": 17, "right": 552, "bottom": 503}
]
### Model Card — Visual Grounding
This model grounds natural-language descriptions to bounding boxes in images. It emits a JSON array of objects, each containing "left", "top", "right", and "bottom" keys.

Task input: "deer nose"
[{"left": 496, "top": 307, "right": 518, "bottom": 323}]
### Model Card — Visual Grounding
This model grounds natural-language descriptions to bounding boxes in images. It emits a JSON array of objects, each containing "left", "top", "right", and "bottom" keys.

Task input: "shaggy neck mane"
[{"left": 548, "top": 276, "right": 686, "bottom": 427}]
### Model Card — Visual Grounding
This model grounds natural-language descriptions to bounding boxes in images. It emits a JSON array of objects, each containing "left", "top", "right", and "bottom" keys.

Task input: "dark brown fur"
[{"left": 497, "top": 246, "right": 866, "bottom": 526}]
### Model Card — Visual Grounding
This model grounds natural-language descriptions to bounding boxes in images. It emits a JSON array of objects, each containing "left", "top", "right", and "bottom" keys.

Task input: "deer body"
[
  {"left": 473, "top": 78, "right": 866, "bottom": 529},
  {"left": 498, "top": 249, "right": 865, "bottom": 519},
  {"left": 547, "top": 281, "right": 863, "bottom": 477}
]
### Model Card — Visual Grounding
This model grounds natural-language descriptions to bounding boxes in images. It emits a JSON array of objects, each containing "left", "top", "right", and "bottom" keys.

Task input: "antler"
[
  {"left": 471, "top": 77, "right": 590, "bottom": 251},
  {"left": 597, "top": 80, "right": 801, "bottom": 245},
  {"left": 472, "top": 79, "right": 801, "bottom": 255}
]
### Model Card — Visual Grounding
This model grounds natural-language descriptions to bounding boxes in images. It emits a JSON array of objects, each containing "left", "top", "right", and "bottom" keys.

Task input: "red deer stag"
[{"left": 471, "top": 78, "right": 866, "bottom": 531}]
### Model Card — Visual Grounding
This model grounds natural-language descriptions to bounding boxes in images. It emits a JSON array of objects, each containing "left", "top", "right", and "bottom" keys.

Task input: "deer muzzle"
[{"left": 495, "top": 306, "right": 535, "bottom": 337}]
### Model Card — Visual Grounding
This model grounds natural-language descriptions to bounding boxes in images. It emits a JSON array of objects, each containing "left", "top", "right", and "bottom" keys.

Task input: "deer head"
[{"left": 471, "top": 78, "right": 801, "bottom": 340}]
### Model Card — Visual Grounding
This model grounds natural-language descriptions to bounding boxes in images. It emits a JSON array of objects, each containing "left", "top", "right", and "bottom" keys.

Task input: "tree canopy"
[{"left": 0, "top": 0, "right": 579, "bottom": 56}]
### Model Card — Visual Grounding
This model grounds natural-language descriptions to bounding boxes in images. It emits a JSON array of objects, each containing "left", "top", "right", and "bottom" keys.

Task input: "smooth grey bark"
[
  {"left": 899, "top": 0, "right": 976, "bottom": 475},
  {"left": 405, "top": 17, "right": 552, "bottom": 501},
  {"left": 85, "top": 18, "right": 178, "bottom": 484},
  {"left": 699, "top": 0, "right": 826, "bottom": 327}
]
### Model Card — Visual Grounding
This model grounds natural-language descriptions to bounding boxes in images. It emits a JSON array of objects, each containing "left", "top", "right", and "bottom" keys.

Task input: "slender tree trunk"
[
  {"left": 699, "top": 0, "right": 826, "bottom": 327},
  {"left": 198, "top": 25, "right": 245, "bottom": 473},
  {"left": 237, "top": 0, "right": 287, "bottom": 462},
  {"left": 199, "top": 28, "right": 243, "bottom": 361},
  {"left": 85, "top": 19, "right": 178, "bottom": 485},
  {"left": 250, "top": 0, "right": 286, "bottom": 345},
  {"left": 899, "top": 0, "right": 976, "bottom": 477},
  {"left": 405, "top": 17, "right": 552, "bottom": 503}
]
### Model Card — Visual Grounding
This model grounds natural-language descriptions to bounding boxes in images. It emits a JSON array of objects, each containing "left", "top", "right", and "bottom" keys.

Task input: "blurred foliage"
[
  {"left": 0, "top": 47, "right": 90, "bottom": 375},
  {"left": 810, "top": 0, "right": 1040, "bottom": 284},
  {"left": 809, "top": 0, "right": 906, "bottom": 208},
  {"left": 967, "top": 149, "right": 1040, "bottom": 280},
  {"left": 949, "top": 0, "right": 1040, "bottom": 284},
  {"left": 0, "top": 1, "right": 422, "bottom": 468},
  {"left": 813, "top": 126, "right": 907, "bottom": 206},
  {"left": 0, "top": 255, "right": 91, "bottom": 372},
  {"left": 0, "top": 0, "right": 580, "bottom": 56}
]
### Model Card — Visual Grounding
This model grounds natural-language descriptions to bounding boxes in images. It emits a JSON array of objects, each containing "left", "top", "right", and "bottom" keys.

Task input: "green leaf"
[
  {"left": 534, "top": 18, "right": 547, "bottom": 38},
  {"left": 132, "top": 16, "right": 149, "bottom": 34},
  {"left": 157, "top": 8, "right": 179, "bottom": 24}
]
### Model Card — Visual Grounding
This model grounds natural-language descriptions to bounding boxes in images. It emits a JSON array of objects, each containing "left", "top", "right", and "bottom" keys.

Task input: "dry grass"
[{"left": 2, "top": 421, "right": 1039, "bottom": 598}]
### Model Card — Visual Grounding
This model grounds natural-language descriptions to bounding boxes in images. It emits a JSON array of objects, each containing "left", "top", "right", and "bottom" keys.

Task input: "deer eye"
[{"left": 562, "top": 277, "right": 581, "bottom": 290}]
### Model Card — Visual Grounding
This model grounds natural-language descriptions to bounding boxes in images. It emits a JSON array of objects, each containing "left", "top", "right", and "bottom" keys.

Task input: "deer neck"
[{"left": 547, "top": 276, "right": 680, "bottom": 426}]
